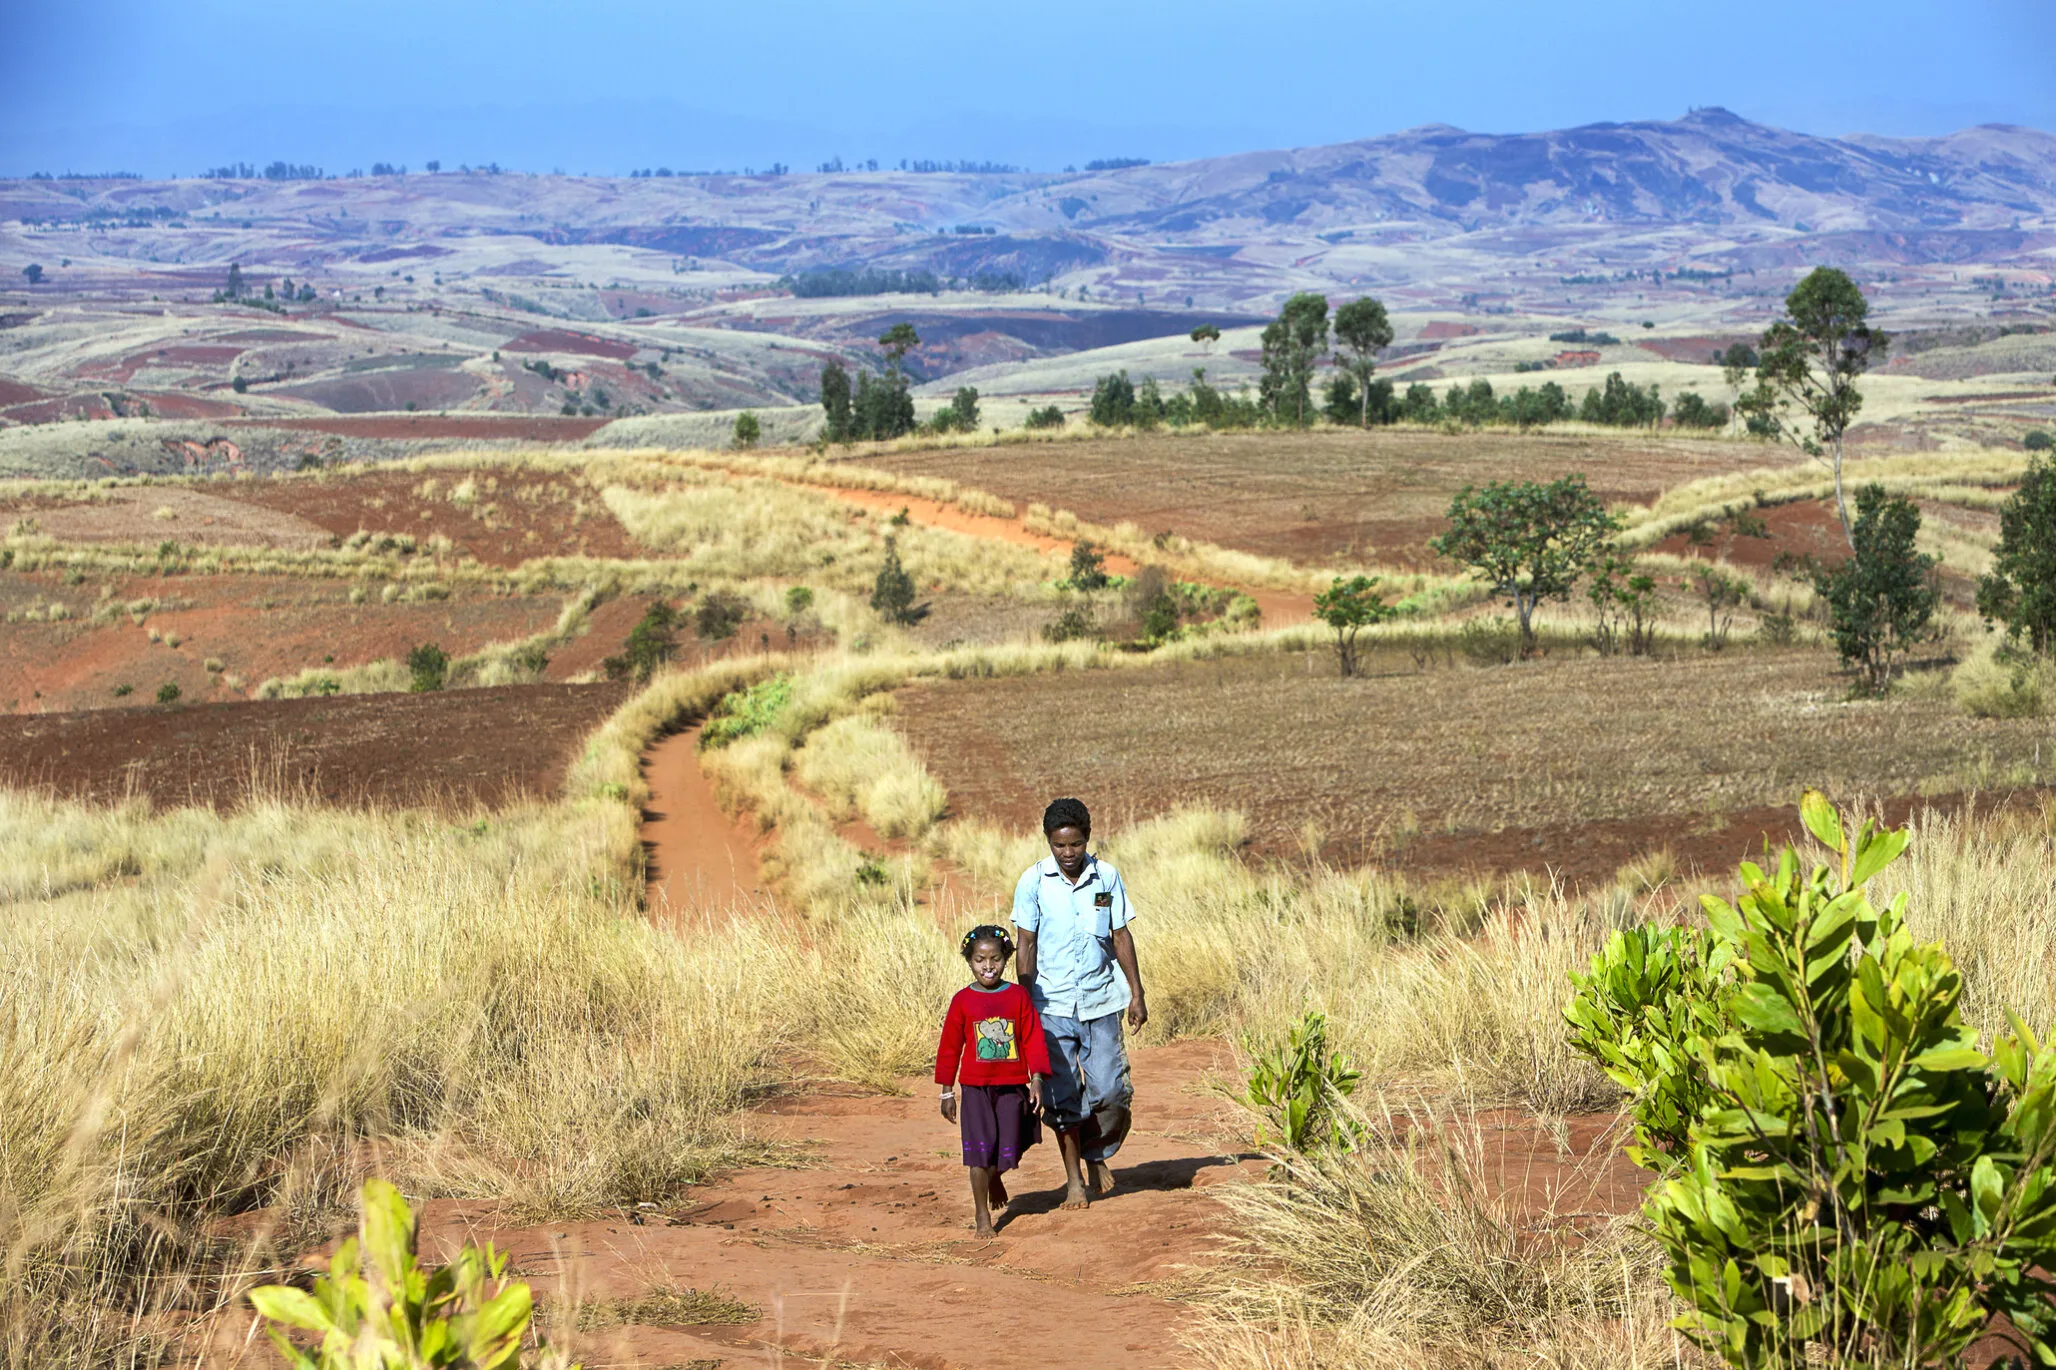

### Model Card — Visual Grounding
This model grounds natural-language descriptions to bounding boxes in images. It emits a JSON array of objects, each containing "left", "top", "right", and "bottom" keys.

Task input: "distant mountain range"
[
  {"left": 4, "top": 109, "right": 2053, "bottom": 315},
  {"left": 1057, "top": 107, "right": 2056, "bottom": 234}
]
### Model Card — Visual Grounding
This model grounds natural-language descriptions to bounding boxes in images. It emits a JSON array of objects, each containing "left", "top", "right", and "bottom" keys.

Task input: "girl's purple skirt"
[{"left": 959, "top": 1083, "right": 1041, "bottom": 1172}]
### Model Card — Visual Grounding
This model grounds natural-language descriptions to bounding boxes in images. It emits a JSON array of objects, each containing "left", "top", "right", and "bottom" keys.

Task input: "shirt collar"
[{"left": 1042, "top": 853, "right": 1098, "bottom": 885}]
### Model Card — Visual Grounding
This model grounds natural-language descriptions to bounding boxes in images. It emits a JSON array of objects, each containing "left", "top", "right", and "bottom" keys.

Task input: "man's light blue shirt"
[{"left": 1011, "top": 853, "right": 1134, "bottom": 1022}]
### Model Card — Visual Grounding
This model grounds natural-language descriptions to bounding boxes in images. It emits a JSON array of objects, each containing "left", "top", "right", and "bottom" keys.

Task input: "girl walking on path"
[{"left": 936, "top": 924, "right": 1050, "bottom": 1238}]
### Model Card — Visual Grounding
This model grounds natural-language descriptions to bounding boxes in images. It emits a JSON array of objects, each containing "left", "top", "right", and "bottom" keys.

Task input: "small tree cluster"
[
  {"left": 602, "top": 601, "right": 679, "bottom": 681},
  {"left": 1024, "top": 404, "right": 1065, "bottom": 429},
  {"left": 818, "top": 324, "right": 922, "bottom": 443},
  {"left": 1431, "top": 475, "right": 1619, "bottom": 656},
  {"left": 925, "top": 386, "right": 980, "bottom": 434},
  {"left": 1814, "top": 483, "right": 1936, "bottom": 694}
]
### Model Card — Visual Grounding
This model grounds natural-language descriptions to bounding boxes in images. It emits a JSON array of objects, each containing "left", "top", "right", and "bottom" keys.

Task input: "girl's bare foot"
[
  {"left": 1089, "top": 1160, "right": 1116, "bottom": 1195},
  {"left": 987, "top": 1173, "right": 1009, "bottom": 1209},
  {"left": 1061, "top": 1182, "right": 1090, "bottom": 1210},
  {"left": 974, "top": 1216, "right": 996, "bottom": 1238}
]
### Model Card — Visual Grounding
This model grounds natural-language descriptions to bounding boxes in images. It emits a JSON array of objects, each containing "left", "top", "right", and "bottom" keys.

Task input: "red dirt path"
[
  {"left": 640, "top": 725, "right": 764, "bottom": 916},
  {"left": 804, "top": 484, "right": 1311, "bottom": 627}
]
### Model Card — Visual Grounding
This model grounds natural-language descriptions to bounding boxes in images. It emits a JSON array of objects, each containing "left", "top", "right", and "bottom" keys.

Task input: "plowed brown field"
[
  {"left": 0, "top": 682, "right": 630, "bottom": 810},
  {"left": 862, "top": 429, "right": 1777, "bottom": 569}
]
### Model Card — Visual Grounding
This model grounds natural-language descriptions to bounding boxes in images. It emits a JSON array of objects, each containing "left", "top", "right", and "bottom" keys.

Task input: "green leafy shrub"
[
  {"left": 1067, "top": 539, "right": 1109, "bottom": 591},
  {"left": 1041, "top": 601, "right": 1097, "bottom": 644},
  {"left": 1024, "top": 404, "right": 1065, "bottom": 430},
  {"left": 693, "top": 592, "right": 749, "bottom": 641},
  {"left": 155, "top": 681, "right": 180, "bottom": 705},
  {"left": 602, "top": 601, "right": 679, "bottom": 681},
  {"left": 731, "top": 410, "right": 760, "bottom": 449},
  {"left": 1244, "top": 1010, "right": 1363, "bottom": 1153},
  {"left": 1566, "top": 790, "right": 2056, "bottom": 1368},
  {"left": 407, "top": 642, "right": 449, "bottom": 693},
  {"left": 699, "top": 674, "right": 792, "bottom": 750},
  {"left": 250, "top": 1178, "right": 574, "bottom": 1369}
]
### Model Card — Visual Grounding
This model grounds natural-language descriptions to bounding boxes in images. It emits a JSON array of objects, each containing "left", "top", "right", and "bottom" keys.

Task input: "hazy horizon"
[{"left": 4, "top": 0, "right": 2053, "bottom": 178}]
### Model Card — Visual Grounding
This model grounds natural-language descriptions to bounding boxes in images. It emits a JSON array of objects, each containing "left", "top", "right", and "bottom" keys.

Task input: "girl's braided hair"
[{"left": 959, "top": 923, "right": 1016, "bottom": 961}]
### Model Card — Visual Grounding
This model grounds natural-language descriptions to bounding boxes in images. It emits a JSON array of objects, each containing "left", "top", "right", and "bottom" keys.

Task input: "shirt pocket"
[{"left": 1090, "top": 902, "right": 1114, "bottom": 942}]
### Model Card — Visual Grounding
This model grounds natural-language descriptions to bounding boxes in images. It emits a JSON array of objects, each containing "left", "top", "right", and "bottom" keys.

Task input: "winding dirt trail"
[
  {"left": 798, "top": 485, "right": 1311, "bottom": 628},
  {"left": 411, "top": 1043, "right": 1254, "bottom": 1370},
  {"left": 640, "top": 725, "right": 764, "bottom": 919}
]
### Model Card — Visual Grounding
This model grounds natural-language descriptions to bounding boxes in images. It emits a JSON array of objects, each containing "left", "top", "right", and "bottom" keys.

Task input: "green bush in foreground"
[
  {"left": 251, "top": 1179, "right": 575, "bottom": 1369},
  {"left": 1244, "top": 1010, "right": 1363, "bottom": 1154},
  {"left": 1568, "top": 791, "right": 2056, "bottom": 1369}
]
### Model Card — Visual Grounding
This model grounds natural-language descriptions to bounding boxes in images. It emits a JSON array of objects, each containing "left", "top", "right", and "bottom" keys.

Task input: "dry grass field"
[
  {"left": 7, "top": 427, "right": 2056, "bottom": 1369},
  {"left": 894, "top": 644, "right": 2053, "bottom": 874},
  {"left": 861, "top": 427, "right": 1786, "bottom": 568}
]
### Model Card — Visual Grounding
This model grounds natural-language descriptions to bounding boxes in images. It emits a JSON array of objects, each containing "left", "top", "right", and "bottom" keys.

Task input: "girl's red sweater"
[{"left": 934, "top": 982, "right": 1051, "bottom": 1087}]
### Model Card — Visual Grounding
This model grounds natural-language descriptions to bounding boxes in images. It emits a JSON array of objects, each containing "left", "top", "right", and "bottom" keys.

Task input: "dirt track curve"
[{"left": 800, "top": 484, "right": 1312, "bottom": 628}]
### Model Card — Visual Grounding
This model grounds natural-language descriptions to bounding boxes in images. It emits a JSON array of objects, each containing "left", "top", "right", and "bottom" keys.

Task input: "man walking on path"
[{"left": 1012, "top": 797, "right": 1148, "bottom": 1209}]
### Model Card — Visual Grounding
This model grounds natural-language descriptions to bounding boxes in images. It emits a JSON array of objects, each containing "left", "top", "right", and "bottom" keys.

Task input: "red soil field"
[
  {"left": 0, "top": 682, "right": 631, "bottom": 810},
  {"left": 216, "top": 414, "right": 609, "bottom": 440},
  {"left": 0, "top": 573, "right": 574, "bottom": 713},
  {"left": 217, "top": 465, "right": 641, "bottom": 565},
  {"left": 501, "top": 328, "right": 637, "bottom": 360},
  {"left": 131, "top": 392, "right": 245, "bottom": 419}
]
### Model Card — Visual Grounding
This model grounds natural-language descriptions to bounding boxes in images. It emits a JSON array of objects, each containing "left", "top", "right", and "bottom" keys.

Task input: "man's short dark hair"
[{"left": 1042, "top": 797, "right": 1091, "bottom": 836}]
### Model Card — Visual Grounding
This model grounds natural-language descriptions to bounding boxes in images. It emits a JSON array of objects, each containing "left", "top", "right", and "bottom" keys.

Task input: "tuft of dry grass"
[{"left": 1188, "top": 1101, "right": 1692, "bottom": 1370}]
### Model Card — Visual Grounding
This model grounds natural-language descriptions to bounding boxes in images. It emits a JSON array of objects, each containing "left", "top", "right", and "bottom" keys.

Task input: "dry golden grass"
[{"left": 1188, "top": 1102, "right": 1689, "bottom": 1370}]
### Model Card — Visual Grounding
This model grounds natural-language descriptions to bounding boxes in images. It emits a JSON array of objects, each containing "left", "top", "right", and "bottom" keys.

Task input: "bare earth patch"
[
  {"left": 0, "top": 682, "right": 631, "bottom": 810},
  {"left": 861, "top": 429, "right": 1781, "bottom": 568},
  {"left": 1, "top": 485, "right": 333, "bottom": 549},
  {"left": 894, "top": 646, "right": 2052, "bottom": 877}
]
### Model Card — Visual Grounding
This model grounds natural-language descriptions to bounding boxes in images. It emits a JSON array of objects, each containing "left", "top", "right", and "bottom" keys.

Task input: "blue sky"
[{"left": 4, "top": 0, "right": 2053, "bottom": 176}]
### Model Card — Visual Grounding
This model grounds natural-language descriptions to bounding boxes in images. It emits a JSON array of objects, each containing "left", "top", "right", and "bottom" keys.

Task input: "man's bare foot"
[
  {"left": 987, "top": 1173, "right": 1009, "bottom": 1208},
  {"left": 1061, "top": 1182, "right": 1090, "bottom": 1211},
  {"left": 974, "top": 1217, "right": 996, "bottom": 1238},
  {"left": 1090, "top": 1160, "right": 1116, "bottom": 1195}
]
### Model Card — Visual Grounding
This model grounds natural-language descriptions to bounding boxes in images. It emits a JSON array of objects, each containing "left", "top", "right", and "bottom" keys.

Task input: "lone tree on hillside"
[
  {"left": 1313, "top": 575, "right": 1396, "bottom": 677},
  {"left": 879, "top": 322, "right": 920, "bottom": 365},
  {"left": 21, "top": 264, "right": 42, "bottom": 286},
  {"left": 1068, "top": 539, "right": 1111, "bottom": 590},
  {"left": 1189, "top": 323, "right": 1221, "bottom": 354},
  {"left": 1431, "top": 475, "right": 1618, "bottom": 657},
  {"left": 1816, "top": 483, "right": 1937, "bottom": 694},
  {"left": 732, "top": 410, "right": 761, "bottom": 448},
  {"left": 1331, "top": 296, "right": 1395, "bottom": 429},
  {"left": 225, "top": 262, "right": 244, "bottom": 297},
  {"left": 1735, "top": 267, "right": 1889, "bottom": 546},
  {"left": 1977, "top": 456, "right": 2056, "bottom": 653},
  {"left": 603, "top": 601, "right": 680, "bottom": 681},
  {"left": 871, "top": 536, "right": 918, "bottom": 624},
  {"left": 819, "top": 360, "right": 853, "bottom": 442},
  {"left": 1258, "top": 292, "right": 1329, "bottom": 427}
]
